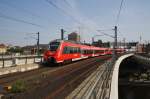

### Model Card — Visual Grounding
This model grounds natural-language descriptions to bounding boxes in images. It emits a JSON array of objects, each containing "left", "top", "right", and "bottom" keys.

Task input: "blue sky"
[{"left": 0, "top": 0, "right": 150, "bottom": 46}]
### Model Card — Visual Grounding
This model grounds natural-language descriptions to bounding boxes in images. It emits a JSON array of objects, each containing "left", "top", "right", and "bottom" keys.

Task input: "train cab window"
[{"left": 49, "top": 42, "right": 60, "bottom": 51}]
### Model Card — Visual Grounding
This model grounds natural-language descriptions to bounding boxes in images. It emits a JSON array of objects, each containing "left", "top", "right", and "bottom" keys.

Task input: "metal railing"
[
  {"left": 135, "top": 54, "right": 150, "bottom": 61},
  {"left": 85, "top": 60, "right": 114, "bottom": 99}
]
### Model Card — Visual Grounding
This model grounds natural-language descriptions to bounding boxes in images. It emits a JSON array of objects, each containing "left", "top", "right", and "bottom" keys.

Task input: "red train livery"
[{"left": 43, "top": 39, "right": 124, "bottom": 64}]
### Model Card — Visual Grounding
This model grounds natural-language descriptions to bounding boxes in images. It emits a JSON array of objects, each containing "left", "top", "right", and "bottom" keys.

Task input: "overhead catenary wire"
[
  {"left": 97, "top": 30, "right": 114, "bottom": 38},
  {"left": 115, "top": 0, "right": 124, "bottom": 26},
  {"left": 0, "top": 28, "right": 30, "bottom": 34},
  {"left": 95, "top": 0, "right": 125, "bottom": 40},
  {"left": 46, "top": 0, "right": 119, "bottom": 43},
  {"left": 63, "top": 0, "right": 73, "bottom": 8},
  {"left": 97, "top": 28, "right": 113, "bottom": 32},
  {"left": 62, "top": 0, "right": 106, "bottom": 33},
  {"left": 45, "top": 0, "right": 82, "bottom": 25},
  {"left": 0, "top": 0, "right": 41, "bottom": 18},
  {"left": 117, "top": 29, "right": 124, "bottom": 37},
  {"left": 0, "top": 12, "right": 44, "bottom": 28},
  {"left": 0, "top": 0, "right": 59, "bottom": 27},
  {"left": 45, "top": 0, "right": 100, "bottom": 38}
]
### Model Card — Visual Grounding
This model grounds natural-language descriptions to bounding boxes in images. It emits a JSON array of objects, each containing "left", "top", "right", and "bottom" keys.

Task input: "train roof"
[
  {"left": 50, "top": 39, "right": 111, "bottom": 50},
  {"left": 50, "top": 39, "right": 91, "bottom": 46}
]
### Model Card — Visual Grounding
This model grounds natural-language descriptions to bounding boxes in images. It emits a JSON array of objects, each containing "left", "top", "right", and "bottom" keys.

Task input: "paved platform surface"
[{"left": 0, "top": 63, "right": 41, "bottom": 76}]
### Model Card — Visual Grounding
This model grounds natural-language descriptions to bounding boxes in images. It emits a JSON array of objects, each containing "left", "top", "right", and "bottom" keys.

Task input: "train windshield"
[{"left": 49, "top": 42, "right": 60, "bottom": 51}]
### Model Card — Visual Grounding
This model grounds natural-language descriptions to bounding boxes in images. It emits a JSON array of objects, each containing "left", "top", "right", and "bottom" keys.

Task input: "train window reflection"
[{"left": 49, "top": 42, "right": 60, "bottom": 51}]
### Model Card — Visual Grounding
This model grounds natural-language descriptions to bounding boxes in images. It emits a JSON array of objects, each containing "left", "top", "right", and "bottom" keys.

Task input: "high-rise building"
[{"left": 68, "top": 32, "right": 80, "bottom": 42}]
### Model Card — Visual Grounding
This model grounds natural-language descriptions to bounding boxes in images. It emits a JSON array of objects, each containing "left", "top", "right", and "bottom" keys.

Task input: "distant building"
[
  {"left": 92, "top": 40, "right": 110, "bottom": 48},
  {"left": 126, "top": 42, "right": 138, "bottom": 52},
  {"left": 109, "top": 41, "right": 138, "bottom": 52},
  {"left": 22, "top": 44, "right": 48, "bottom": 54},
  {"left": 92, "top": 40, "right": 103, "bottom": 47},
  {"left": 68, "top": 32, "right": 80, "bottom": 42},
  {"left": 145, "top": 43, "right": 150, "bottom": 53},
  {"left": 136, "top": 44, "right": 145, "bottom": 53},
  {"left": 0, "top": 44, "right": 7, "bottom": 54}
]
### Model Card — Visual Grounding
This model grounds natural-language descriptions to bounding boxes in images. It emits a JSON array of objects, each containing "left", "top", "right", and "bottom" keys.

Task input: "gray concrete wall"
[
  {"left": 0, "top": 56, "right": 43, "bottom": 68},
  {"left": 0, "top": 61, "right": 3, "bottom": 68},
  {"left": 4, "top": 60, "right": 14, "bottom": 67}
]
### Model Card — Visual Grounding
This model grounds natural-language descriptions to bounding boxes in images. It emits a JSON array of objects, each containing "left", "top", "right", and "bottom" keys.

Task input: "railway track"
[
  {"left": 0, "top": 66, "right": 57, "bottom": 86},
  {"left": 47, "top": 57, "right": 109, "bottom": 99},
  {"left": 1, "top": 55, "right": 111, "bottom": 99},
  {"left": 137, "top": 53, "right": 150, "bottom": 58}
]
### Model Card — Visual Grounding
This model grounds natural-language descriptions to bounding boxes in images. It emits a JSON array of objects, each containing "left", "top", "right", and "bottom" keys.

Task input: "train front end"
[{"left": 43, "top": 40, "right": 61, "bottom": 64}]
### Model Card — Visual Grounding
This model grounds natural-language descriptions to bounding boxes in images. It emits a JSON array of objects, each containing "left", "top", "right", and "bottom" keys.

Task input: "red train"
[{"left": 43, "top": 39, "right": 124, "bottom": 64}]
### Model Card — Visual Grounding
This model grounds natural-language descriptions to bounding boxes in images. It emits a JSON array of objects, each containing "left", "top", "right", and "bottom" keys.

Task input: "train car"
[
  {"left": 43, "top": 39, "right": 81, "bottom": 64},
  {"left": 116, "top": 48, "right": 125, "bottom": 54},
  {"left": 106, "top": 48, "right": 113, "bottom": 55},
  {"left": 43, "top": 39, "right": 110, "bottom": 64},
  {"left": 91, "top": 46, "right": 102, "bottom": 57},
  {"left": 101, "top": 48, "right": 110, "bottom": 55},
  {"left": 79, "top": 44, "right": 92, "bottom": 59}
]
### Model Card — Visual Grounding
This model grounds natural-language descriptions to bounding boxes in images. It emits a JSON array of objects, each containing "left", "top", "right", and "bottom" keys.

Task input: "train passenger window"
[
  {"left": 63, "top": 46, "right": 78, "bottom": 54},
  {"left": 75, "top": 48, "right": 78, "bottom": 53},
  {"left": 63, "top": 47, "right": 67, "bottom": 54},
  {"left": 72, "top": 47, "right": 76, "bottom": 53},
  {"left": 74, "top": 47, "right": 77, "bottom": 53},
  {"left": 70, "top": 47, "right": 74, "bottom": 53},
  {"left": 81, "top": 49, "right": 90, "bottom": 54},
  {"left": 74, "top": 47, "right": 80, "bottom": 53},
  {"left": 86, "top": 50, "right": 89, "bottom": 54},
  {"left": 65, "top": 47, "right": 81, "bottom": 54},
  {"left": 83, "top": 50, "right": 86, "bottom": 54},
  {"left": 90, "top": 50, "right": 93, "bottom": 54},
  {"left": 83, "top": 50, "right": 88, "bottom": 54},
  {"left": 63, "top": 47, "right": 70, "bottom": 54},
  {"left": 99, "top": 50, "right": 104, "bottom": 53},
  {"left": 78, "top": 48, "right": 81, "bottom": 53}
]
